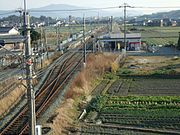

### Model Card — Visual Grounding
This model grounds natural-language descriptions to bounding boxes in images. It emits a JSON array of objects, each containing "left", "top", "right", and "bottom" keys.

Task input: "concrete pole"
[
  {"left": 93, "top": 38, "right": 95, "bottom": 53},
  {"left": 43, "top": 28, "right": 49, "bottom": 59},
  {"left": 56, "top": 26, "right": 58, "bottom": 50},
  {"left": 23, "top": 0, "right": 36, "bottom": 134},
  {"left": 83, "top": 15, "right": 86, "bottom": 67},
  {"left": 124, "top": 3, "right": 127, "bottom": 51},
  {"left": 40, "top": 26, "right": 43, "bottom": 68},
  {"left": 110, "top": 16, "right": 113, "bottom": 32}
]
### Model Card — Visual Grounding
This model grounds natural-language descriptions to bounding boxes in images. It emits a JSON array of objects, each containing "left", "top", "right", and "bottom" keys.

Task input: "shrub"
[{"left": 111, "top": 62, "right": 119, "bottom": 73}]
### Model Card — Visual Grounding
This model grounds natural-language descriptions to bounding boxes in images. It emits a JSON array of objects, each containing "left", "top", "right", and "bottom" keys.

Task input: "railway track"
[
  {"left": 0, "top": 27, "right": 106, "bottom": 134},
  {"left": 0, "top": 50, "right": 84, "bottom": 134}
]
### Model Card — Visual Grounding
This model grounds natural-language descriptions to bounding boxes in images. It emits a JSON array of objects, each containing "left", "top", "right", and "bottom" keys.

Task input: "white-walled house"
[
  {"left": 0, "top": 27, "right": 20, "bottom": 36},
  {"left": 0, "top": 27, "right": 24, "bottom": 50}
]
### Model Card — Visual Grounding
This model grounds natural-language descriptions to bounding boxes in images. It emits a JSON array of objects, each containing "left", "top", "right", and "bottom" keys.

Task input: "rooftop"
[
  {"left": 0, "top": 27, "right": 14, "bottom": 34},
  {"left": 99, "top": 32, "right": 141, "bottom": 40}
]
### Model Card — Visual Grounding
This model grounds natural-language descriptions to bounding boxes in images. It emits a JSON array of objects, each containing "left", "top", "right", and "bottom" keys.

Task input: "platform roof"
[{"left": 98, "top": 32, "right": 141, "bottom": 41}]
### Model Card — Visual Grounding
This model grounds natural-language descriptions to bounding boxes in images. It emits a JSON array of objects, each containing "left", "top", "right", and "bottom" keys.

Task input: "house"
[
  {"left": 98, "top": 32, "right": 142, "bottom": 51},
  {"left": 0, "top": 27, "right": 24, "bottom": 50},
  {"left": 0, "top": 27, "right": 19, "bottom": 36},
  {"left": 163, "top": 18, "right": 172, "bottom": 26},
  {"left": 147, "top": 19, "right": 163, "bottom": 27}
]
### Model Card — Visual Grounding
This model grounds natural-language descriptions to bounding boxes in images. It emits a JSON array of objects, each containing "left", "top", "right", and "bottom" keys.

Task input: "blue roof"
[{"left": 0, "top": 27, "right": 14, "bottom": 34}]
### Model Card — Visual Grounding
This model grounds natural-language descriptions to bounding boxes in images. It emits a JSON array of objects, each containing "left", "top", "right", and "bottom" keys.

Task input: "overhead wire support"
[
  {"left": 119, "top": 3, "right": 132, "bottom": 51},
  {"left": 23, "top": 0, "right": 36, "bottom": 134},
  {"left": 83, "top": 14, "right": 86, "bottom": 67}
]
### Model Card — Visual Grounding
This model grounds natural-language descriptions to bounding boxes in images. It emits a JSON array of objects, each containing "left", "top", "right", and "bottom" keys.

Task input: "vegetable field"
[
  {"left": 107, "top": 78, "right": 180, "bottom": 96},
  {"left": 81, "top": 96, "right": 180, "bottom": 134},
  {"left": 78, "top": 55, "right": 180, "bottom": 135}
]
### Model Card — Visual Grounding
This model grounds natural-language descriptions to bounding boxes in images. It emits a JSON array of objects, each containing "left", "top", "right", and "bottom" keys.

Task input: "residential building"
[
  {"left": 0, "top": 27, "right": 19, "bottom": 36},
  {"left": 0, "top": 27, "right": 24, "bottom": 50}
]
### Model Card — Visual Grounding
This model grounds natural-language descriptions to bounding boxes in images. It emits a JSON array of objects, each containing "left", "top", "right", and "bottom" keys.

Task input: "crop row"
[
  {"left": 91, "top": 80, "right": 109, "bottom": 96},
  {"left": 107, "top": 80, "right": 130, "bottom": 96},
  {"left": 106, "top": 78, "right": 180, "bottom": 96},
  {"left": 100, "top": 108, "right": 180, "bottom": 119},
  {"left": 99, "top": 116, "right": 180, "bottom": 130},
  {"left": 80, "top": 124, "right": 161, "bottom": 135},
  {"left": 97, "top": 109, "right": 180, "bottom": 130},
  {"left": 109, "top": 96, "right": 180, "bottom": 102},
  {"left": 143, "top": 38, "right": 178, "bottom": 46}
]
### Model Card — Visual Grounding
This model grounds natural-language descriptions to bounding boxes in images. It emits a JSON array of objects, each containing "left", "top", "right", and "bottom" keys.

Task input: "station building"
[{"left": 98, "top": 32, "right": 141, "bottom": 51}]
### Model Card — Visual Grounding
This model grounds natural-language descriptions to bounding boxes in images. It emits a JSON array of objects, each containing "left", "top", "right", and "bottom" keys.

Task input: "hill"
[
  {"left": 137, "top": 10, "right": 180, "bottom": 20},
  {"left": 0, "top": 4, "right": 141, "bottom": 18}
]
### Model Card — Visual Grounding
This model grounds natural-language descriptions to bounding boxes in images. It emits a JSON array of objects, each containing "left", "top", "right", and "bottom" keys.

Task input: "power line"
[
  {"left": 0, "top": 5, "right": 179, "bottom": 15},
  {"left": 29, "top": 6, "right": 180, "bottom": 13},
  {"left": 131, "top": 6, "right": 180, "bottom": 9},
  {"left": 29, "top": 6, "right": 119, "bottom": 13}
]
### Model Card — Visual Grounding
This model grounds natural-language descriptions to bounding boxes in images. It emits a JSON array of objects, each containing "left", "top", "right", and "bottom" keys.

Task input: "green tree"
[{"left": 30, "top": 29, "right": 41, "bottom": 43}]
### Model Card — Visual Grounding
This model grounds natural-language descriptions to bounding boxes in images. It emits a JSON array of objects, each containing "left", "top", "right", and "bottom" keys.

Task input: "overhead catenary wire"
[
  {"left": 28, "top": 6, "right": 180, "bottom": 13},
  {"left": 29, "top": 6, "right": 120, "bottom": 12},
  {"left": 130, "top": 6, "right": 180, "bottom": 9},
  {"left": 0, "top": 5, "right": 180, "bottom": 15}
]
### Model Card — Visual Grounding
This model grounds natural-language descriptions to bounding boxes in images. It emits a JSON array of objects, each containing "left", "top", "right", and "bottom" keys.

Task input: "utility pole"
[
  {"left": 83, "top": 15, "right": 86, "bottom": 67},
  {"left": 98, "top": 12, "right": 100, "bottom": 27},
  {"left": 43, "top": 28, "right": 49, "bottom": 59},
  {"left": 110, "top": 16, "right": 113, "bottom": 32},
  {"left": 124, "top": 3, "right": 127, "bottom": 51},
  {"left": 56, "top": 25, "right": 59, "bottom": 51},
  {"left": 40, "top": 26, "right": 43, "bottom": 68},
  {"left": 107, "top": 18, "right": 110, "bottom": 34},
  {"left": 23, "top": 0, "right": 36, "bottom": 134},
  {"left": 120, "top": 3, "right": 131, "bottom": 51}
]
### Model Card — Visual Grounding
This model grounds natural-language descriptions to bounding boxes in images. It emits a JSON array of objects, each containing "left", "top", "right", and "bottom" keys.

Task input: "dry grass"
[
  {"left": 49, "top": 99, "right": 76, "bottom": 135},
  {"left": 0, "top": 77, "right": 16, "bottom": 92},
  {"left": 0, "top": 84, "right": 25, "bottom": 117},
  {"left": 49, "top": 53, "right": 118, "bottom": 134}
]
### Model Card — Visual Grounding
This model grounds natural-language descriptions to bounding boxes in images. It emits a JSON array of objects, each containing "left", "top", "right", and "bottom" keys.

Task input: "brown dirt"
[
  {"left": 49, "top": 53, "right": 118, "bottom": 135},
  {"left": 125, "top": 56, "right": 180, "bottom": 74}
]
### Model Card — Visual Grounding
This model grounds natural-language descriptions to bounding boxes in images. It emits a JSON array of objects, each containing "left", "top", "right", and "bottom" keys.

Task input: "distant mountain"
[
  {"left": 30, "top": 4, "right": 99, "bottom": 18},
  {"left": 0, "top": 4, "right": 142, "bottom": 18},
  {"left": 0, "top": 10, "right": 19, "bottom": 18},
  {"left": 137, "top": 10, "right": 180, "bottom": 20}
]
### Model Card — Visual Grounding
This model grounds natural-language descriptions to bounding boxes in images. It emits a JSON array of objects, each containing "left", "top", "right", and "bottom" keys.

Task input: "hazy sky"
[{"left": 1, "top": 0, "right": 180, "bottom": 14}]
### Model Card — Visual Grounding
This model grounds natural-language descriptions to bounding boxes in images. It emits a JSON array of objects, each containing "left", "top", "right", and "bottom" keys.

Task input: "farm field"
[
  {"left": 128, "top": 26, "right": 180, "bottom": 46},
  {"left": 78, "top": 55, "right": 180, "bottom": 135},
  {"left": 107, "top": 78, "right": 180, "bottom": 96}
]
